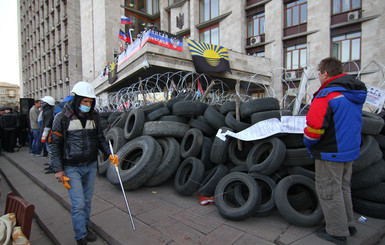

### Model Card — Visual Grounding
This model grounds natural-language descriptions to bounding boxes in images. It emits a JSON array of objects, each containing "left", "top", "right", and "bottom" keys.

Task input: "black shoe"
[
  {"left": 86, "top": 225, "right": 97, "bottom": 242},
  {"left": 316, "top": 229, "right": 346, "bottom": 245},
  {"left": 44, "top": 166, "right": 52, "bottom": 170},
  {"left": 44, "top": 162, "right": 50, "bottom": 166},
  {"left": 349, "top": 226, "right": 357, "bottom": 236},
  {"left": 76, "top": 237, "right": 88, "bottom": 245}
]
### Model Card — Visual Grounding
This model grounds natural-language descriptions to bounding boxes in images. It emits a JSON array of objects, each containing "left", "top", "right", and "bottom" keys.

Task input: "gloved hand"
[
  {"left": 41, "top": 127, "right": 50, "bottom": 143},
  {"left": 109, "top": 155, "right": 119, "bottom": 166},
  {"left": 62, "top": 176, "right": 71, "bottom": 190}
]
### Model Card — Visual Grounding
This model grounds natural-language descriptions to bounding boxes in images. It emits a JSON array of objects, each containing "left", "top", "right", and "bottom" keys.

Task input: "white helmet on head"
[
  {"left": 41, "top": 96, "right": 55, "bottom": 106},
  {"left": 71, "top": 81, "right": 96, "bottom": 98}
]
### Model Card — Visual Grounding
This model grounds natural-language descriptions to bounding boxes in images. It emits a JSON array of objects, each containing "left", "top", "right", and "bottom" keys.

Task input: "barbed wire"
[{"left": 95, "top": 60, "right": 385, "bottom": 113}]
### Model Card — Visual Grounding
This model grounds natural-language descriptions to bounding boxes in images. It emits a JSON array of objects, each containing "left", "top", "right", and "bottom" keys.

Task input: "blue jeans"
[
  {"left": 65, "top": 161, "right": 97, "bottom": 240},
  {"left": 32, "top": 129, "right": 42, "bottom": 155}
]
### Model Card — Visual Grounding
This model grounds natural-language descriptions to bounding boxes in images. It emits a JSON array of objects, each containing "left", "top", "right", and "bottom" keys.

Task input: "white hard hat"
[
  {"left": 41, "top": 96, "right": 55, "bottom": 106},
  {"left": 71, "top": 81, "right": 96, "bottom": 98}
]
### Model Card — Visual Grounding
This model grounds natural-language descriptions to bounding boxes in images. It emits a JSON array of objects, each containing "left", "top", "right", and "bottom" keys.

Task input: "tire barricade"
[{"left": 98, "top": 97, "right": 385, "bottom": 225}]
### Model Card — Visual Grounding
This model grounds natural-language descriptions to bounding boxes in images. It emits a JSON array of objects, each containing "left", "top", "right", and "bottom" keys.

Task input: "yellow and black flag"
[{"left": 187, "top": 39, "right": 231, "bottom": 74}]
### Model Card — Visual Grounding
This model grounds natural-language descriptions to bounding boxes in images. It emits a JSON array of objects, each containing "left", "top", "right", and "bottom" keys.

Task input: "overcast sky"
[{"left": 0, "top": 0, "right": 20, "bottom": 85}]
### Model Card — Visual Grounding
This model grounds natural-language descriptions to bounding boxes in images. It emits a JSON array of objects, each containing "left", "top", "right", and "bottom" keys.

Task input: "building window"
[
  {"left": 285, "top": 0, "right": 307, "bottom": 28},
  {"left": 9, "top": 90, "right": 15, "bottom": 96},
  {"left": 125, "top": 0, "right": 159, "bottom": 15},
  {"left": 332, "top": 0, "right": 361, "bottom": 14},
  {"left": 247, "top": 12, "right": 265, "bottom": 38},
  {"left": 200, "top": 0, "right": 219, "bottom": 23},
  {"left": 168, "top": 0, "right": 183, "bottom": 6},
  {"left": 332, "top": 32, "right": 361, "bottom": 62},
  {"left": 284, "top": 43, "right": 307, "bottom": 72},
  {"left": 200, "top": 25, "right": 219, "bottom": 45},
  {"left": 0, "top": 90, "right": 5, "bottom": 94}
]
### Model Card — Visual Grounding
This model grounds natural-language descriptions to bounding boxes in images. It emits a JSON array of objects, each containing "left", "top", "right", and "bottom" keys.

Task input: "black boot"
[
  {"left": 86, "top": 225, "right": 97, "bottom": 242},
  {"left": 76, "top": 237, "right": 88, "bottom": 245}
]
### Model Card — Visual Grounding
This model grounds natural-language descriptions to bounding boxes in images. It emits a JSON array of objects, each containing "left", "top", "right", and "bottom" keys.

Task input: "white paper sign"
[
  {"left": 366, "top": 85, "right": 385, "bottom": 108},
  {"left": 216, "top": 116, "right": 307, "bottom": 142}
]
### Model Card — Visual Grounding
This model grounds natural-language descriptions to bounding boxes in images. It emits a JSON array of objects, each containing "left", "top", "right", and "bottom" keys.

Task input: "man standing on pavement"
[
  {"left": 50, "top": 81, "right": 118, "bottom": 245},
  {"left": 304, "top": 57, "right": 367, "bottom": 245},
  {"left": 29, "top": 99, "right": 42, "bottom": 156}
]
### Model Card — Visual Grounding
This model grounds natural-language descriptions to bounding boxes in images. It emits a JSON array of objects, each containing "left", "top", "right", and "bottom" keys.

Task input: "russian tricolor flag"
[{"left": 121, "top": 15, "right": 132, "bottom": 25}]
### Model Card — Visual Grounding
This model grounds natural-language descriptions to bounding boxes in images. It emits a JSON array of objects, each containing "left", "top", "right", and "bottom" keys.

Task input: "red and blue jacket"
[{"left": 304, "top": 73, "right": 367, "bottom": 162}]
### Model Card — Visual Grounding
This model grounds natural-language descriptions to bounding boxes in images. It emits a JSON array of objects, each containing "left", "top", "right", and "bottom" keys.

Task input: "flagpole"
[{"left": 128, "top": 28, "right": 133, "bottom": 44}]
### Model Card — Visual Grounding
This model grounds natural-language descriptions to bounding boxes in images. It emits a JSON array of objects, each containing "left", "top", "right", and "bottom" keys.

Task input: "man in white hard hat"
[
  {"left": 40, "top": 96, "right": 55, "bottom": 160},
  {"left": 50, "top": 81, "right": 118, "bottom": 245}
]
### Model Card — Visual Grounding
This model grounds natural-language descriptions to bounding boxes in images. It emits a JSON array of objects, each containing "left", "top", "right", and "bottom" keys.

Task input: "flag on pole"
[
  {"left": 121, "top": 15, "right": 132, "bottom": 25},
  {"left": 126, "top": 29, "right": 132, "bottom": 44},
  {"left": 197, "top": 79, "right": 204, "bottom": 96},
  {"left": 187, "top": 39, "right": 231, "bottom": 74},
  {"left": 118, "top": 29, "right": 127, "bottom": 42}
]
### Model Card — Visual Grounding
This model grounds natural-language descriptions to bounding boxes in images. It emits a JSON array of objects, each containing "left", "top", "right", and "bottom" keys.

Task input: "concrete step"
[{"left": 0, "top": 156, "right": 107, "bottom": 245}]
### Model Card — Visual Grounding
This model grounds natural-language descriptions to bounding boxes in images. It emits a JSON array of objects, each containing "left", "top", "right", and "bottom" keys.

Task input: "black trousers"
[{"left": 2, "top": 130, "right": 17, "bottom": 152}]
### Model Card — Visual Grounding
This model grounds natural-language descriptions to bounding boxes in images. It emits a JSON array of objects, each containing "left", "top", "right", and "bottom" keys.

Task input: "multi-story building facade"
[
  {"left": 19, "top": 0, "right": 385, "bottom": 107},
  {"left": 18, "top": 0, "right": 82, "bottom": 100},
  {"left": 0, "top": 82, "right": 20, "bottom": 108}
]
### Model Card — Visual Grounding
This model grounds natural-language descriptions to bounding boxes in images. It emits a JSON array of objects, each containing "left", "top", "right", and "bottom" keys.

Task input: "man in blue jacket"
[{"left": 304, "top": 57, "right": 367, "bottom": 245}]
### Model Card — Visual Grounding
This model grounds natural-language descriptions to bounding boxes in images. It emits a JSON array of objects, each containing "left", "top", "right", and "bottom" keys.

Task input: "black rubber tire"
[
  {"left": 99, "top": 112, "right": 113, "bottom": 119},
  {"left": 110, "top": 111, "right": 129, "bottom": 129},
  {"left": 107, "top": 111, "right": 122, "bottom": 125},
  {"left": 172, "top": 101, "right": 208, "bottom": 117},
  {"left": 351, "top": 159, "right": 385, "bottom": 190},
  {"left": 225, "top": 111, "right": 251, "bottom": 132},
  {"left": 362, "top": 111, "right": 385, "bottom": 135},
  {"left": 228, "top": 139, "right": 254, "bottom": 166},
  {"left": 250, "top": 110, "right": 291, "bottom": 124},
  {"left": 106, "top": 136, "right": 162, "bottom": 190},
  {"left": 97, "top": 151, "right": 110, "bottom": 176},
  {"left": 274, "top": 175, "right": 323, "bottom": 227},
  {"left": 105, "top": 127, "right": 127, "bottom": 153},
  {"left": 287, "top": 166, "right": 315, "bottom": 181},
  {"left": 352, "top": 181, "right": 385, "bottom": 203},
  {"left": 234, "top": 173, "right": 277, "bottom": 216},
  {"left": 144, "top": 137, "right": 181, "bottom": 187},
  {"left": 159, "top": 115, "right": 187, "bottom": 124},
  {"left": 124, "top": 108, "right": 145, "bottom": 140},
  {"left": 229, "top": 165, "right": 249, "bottom": 173},
  {"left": 198, "top": 164, "right": 229, "bottom": 196},
  {"left": 142, "top": 102, "right": 166, "bottom": 115},
  {"left": 174, "top": 157, "right": 205, "bottom": 196},
  {"left": 246, "top": 137, "right": 286, "bottom": 175},
  {"left": 214, "top": 172, "right": 261, "bottom": 220},
  {"left": 210, "top": 127, "right": 233, "bottom": 164},
  {"left": 240, "top": 97, "right": 280, "bottom": 118},
  {"left": 353, "top": 135, "right": 382, "bottom": 173},
  {"left": 352, "top": 197, "right": 385, "bottom": 219},
  {"left": 220, "top": 101, "right": 236, "bottom": 115},
  {"left": 98, "top": 127, "right": 127, "bottom": 176},
  {"left": 199, "top": 137, "right": 215, "bottom": 171},
  {"left": 180, "top": 128, "right": 204, "bottom": 158},
  {"left": 143, "top": 121, "right": 190, "bottom": 138},
  {"left": 282, "top": 148, "right": 315, "bottom": 167},
  {"left": 204, "top": 106, "right": 226, "bottom": 130},
  {"left": 279, "top": 134, "right": 305, "bottom": 148},
  {"left": 146, "top": 107, "right": 170, "bottom": 121},
  {"left": 188, "top": 118, "right": 216, "bottom": 137}
]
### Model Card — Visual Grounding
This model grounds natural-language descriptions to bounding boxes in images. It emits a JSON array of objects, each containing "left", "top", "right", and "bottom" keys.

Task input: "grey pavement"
[{"left": 0, "top": 146, "right": 385, "bottom": 245}]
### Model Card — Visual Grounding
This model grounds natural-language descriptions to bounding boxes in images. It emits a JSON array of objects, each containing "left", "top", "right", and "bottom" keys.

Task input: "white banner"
[{"left": 216, "top": 116, "right": 306, "bottom": 141}]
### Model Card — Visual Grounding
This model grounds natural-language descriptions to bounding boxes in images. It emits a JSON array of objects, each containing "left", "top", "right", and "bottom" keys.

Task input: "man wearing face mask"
[{"left": 50, "top": 81, "right": 119, "bottom": 245}]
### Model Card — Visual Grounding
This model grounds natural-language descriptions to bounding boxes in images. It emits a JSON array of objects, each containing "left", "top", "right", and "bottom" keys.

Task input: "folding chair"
[{"left": 4, "top": 192, "right": 35, "bottom": 239}]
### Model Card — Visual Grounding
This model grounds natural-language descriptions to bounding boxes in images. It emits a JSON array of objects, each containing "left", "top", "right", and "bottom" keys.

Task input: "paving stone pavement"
[{"left": 0, "top": 146, "right": 384, "bottom": 245}]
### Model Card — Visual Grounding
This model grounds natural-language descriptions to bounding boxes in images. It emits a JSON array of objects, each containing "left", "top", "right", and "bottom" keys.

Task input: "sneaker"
[
  {"left": 86, "top": 225, "right": 97, "bottom": 242},
  {"left": 316, "top": 229, "right": 346, "bottom": 245},
  {"left": 349, "top": 226, "right": 357, "bottom": 236}
]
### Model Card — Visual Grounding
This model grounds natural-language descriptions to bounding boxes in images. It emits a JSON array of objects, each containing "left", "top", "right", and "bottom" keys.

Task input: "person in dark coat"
[{"left": 0, "top": 107, "right": 19, "bottom": 152}]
